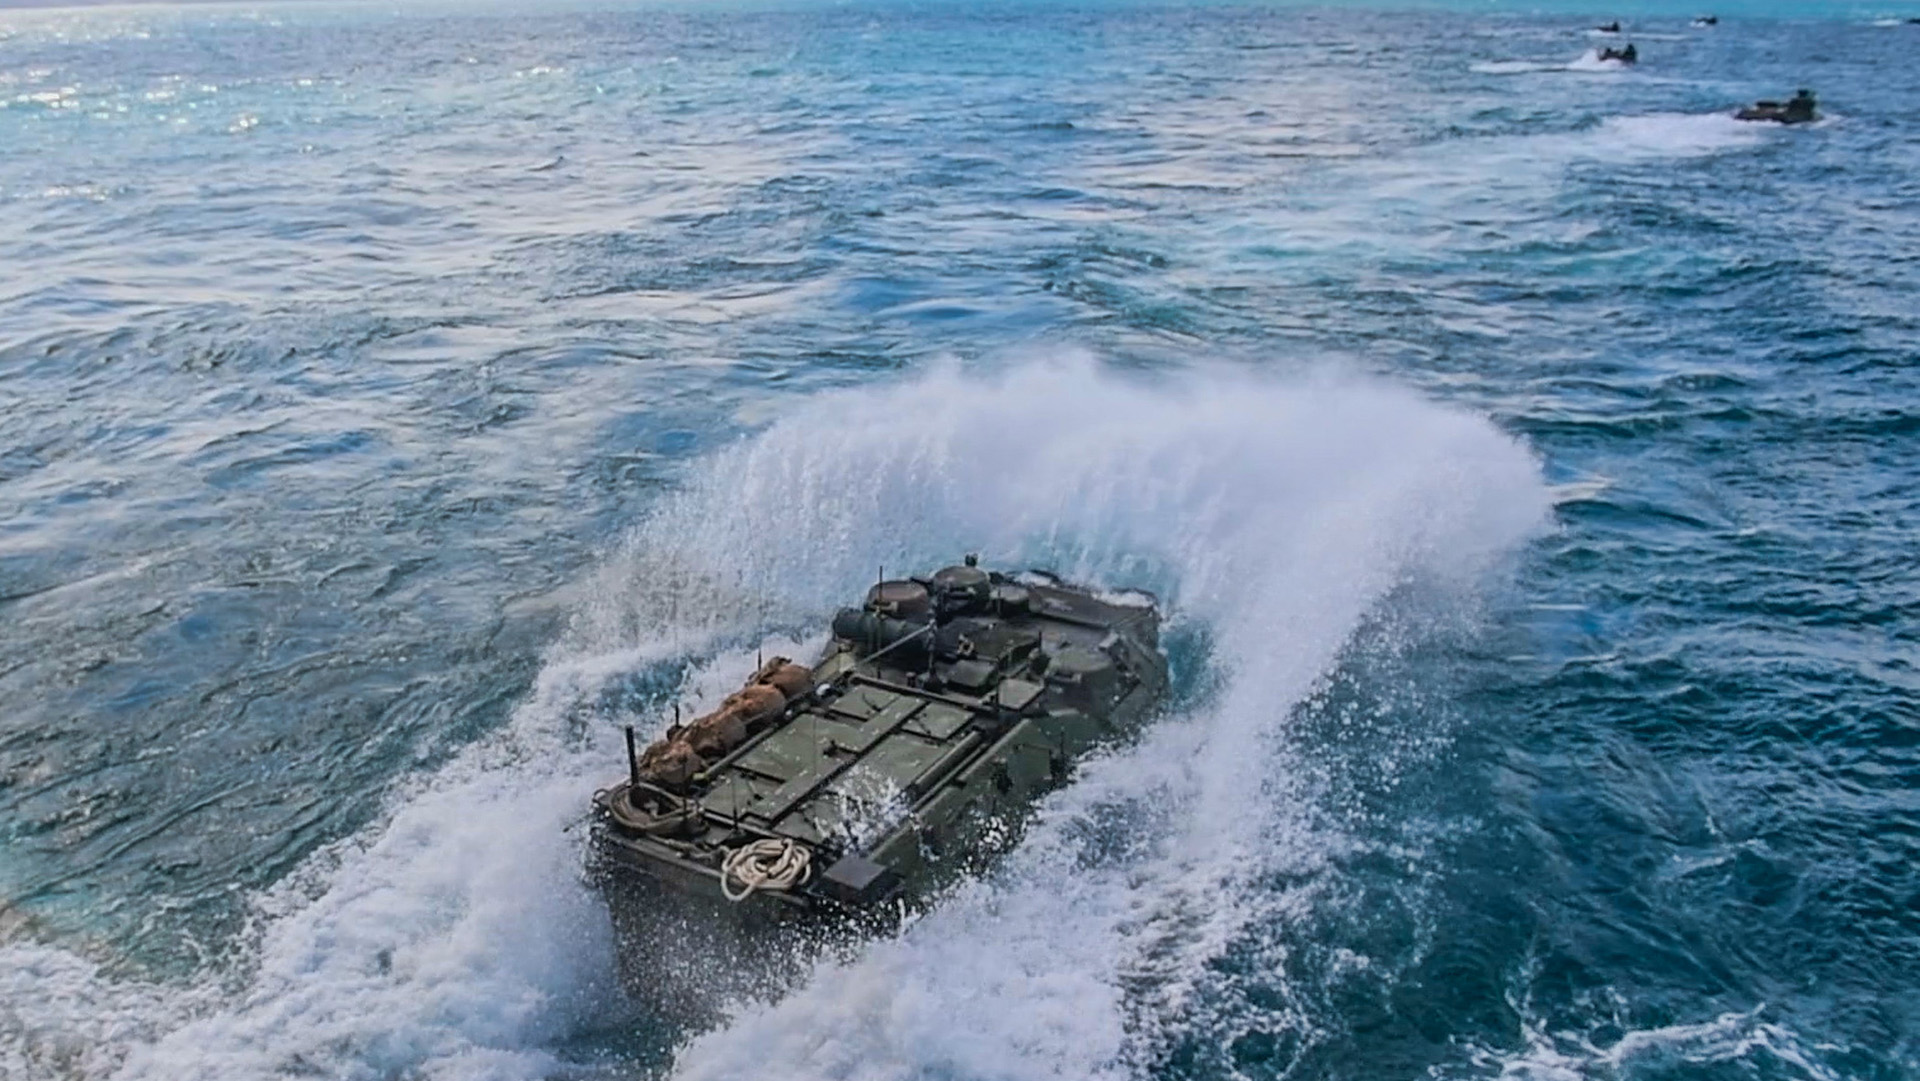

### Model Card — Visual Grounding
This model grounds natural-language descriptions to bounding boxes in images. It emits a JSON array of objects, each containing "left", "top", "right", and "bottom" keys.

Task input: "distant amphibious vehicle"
[
  {"left": 589, "top": 558, "right": 1168, "bottom": 1006},
  {"left": 1735, "top": 89, "right": 1817, "bottom": 124}
]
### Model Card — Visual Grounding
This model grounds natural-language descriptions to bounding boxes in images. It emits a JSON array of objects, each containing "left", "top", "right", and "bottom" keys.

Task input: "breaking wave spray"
[{"left": 0, "top": 357, "right": 1549, "bottom": 1081}]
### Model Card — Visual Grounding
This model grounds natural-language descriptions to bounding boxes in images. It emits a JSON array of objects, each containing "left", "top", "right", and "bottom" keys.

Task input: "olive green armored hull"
[{"left": 590, "top": 561, "right": 1168, "bottom": 940}]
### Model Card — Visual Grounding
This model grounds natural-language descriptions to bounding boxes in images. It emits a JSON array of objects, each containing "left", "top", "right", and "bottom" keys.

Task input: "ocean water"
[{"left": 3, "top": 1, "right": 1917, "bottom": 1078}]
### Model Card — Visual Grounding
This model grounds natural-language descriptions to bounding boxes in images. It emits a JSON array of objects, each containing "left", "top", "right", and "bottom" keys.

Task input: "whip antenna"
[{"left": 624, "top": 725, "right": 640, "bottom": 791}]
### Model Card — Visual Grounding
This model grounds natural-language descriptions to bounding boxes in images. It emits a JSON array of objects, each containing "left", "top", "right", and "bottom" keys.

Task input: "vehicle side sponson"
[{"left": 866, "top": 674, "right": 1167, "bottom": 890}]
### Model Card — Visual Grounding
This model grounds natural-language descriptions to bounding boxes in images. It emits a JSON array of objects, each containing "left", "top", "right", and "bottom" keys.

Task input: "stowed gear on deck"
[
  {"left": 591, "top": 556, "right": 1169, "bottom": 921},
  {"left": 630, "top": 655, "right": 816, "bottom": 793}
]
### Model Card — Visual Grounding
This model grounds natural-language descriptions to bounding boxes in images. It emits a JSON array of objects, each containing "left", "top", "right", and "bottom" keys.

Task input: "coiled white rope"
[{"left": 720, "top": 838, "right": 812, "bottom": 902}]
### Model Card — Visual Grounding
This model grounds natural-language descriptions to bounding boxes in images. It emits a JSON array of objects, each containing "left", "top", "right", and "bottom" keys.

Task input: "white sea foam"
[
  {"left": 0, "top": 645, "right": 663, "bottom": 1080},
  {"left": 0, "top": 359, "right": 1550, "bottom": 1080},
  {"left": 1212, "top": 104, "right": 1776, "bottom": 285},
  {"left": 1470, "top": 60, "right": 1563, "bottom": 75},
  {"left": 1472, "top": 50, "right": 1638, "bottom": 75},
  {"left": 1475, "top": 1006, "right": 1843, "bottom": 1081},
  {"left": 1588, "top": 112, "right": 1769, "bottom": 159},
  {"left": 1566, "top": 49, "right": 1633, "bottom": 73}
]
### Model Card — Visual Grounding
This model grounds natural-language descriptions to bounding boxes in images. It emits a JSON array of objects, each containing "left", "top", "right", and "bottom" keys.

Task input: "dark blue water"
[{"left": 2, "top": 3, "right": 1916, "bottom": 1079}]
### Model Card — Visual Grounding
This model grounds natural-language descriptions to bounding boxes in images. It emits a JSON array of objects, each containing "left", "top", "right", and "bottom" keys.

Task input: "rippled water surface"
[{"left": 2, "top": 2, "right": 1917, "bottom": 1079}]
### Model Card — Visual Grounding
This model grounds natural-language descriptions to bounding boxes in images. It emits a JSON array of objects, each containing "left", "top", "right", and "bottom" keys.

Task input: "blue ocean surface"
[{"left": 2, "top": 1, "right": 1917, "bottom": 1078}]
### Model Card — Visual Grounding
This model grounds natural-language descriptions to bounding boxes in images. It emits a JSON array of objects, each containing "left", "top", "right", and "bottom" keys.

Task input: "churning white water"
[
  {"left": 656, "top": 359, "right": 1548, "bottom": 1080},
  {"left": 0, "top": 359, "right": 1548, "bottom": 1080}
]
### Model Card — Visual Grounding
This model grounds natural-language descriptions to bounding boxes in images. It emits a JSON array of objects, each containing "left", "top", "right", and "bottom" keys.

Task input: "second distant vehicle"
[{"left": 1736, "top": 89, "right": 1817, "bottom": 124}]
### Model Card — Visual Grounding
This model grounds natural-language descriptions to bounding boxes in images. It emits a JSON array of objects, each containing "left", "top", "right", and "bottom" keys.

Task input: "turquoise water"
[{"left": 2, "top": 2, "right": 1917, "bottom": 1078}]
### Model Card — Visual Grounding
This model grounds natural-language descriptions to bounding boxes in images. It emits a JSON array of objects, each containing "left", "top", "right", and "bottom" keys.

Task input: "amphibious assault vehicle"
[
  {"left": 589, "top": 557, "right": 1167, "bottom": 1010},
  {"left": 1736, "top": 89, "right": 1817, "bottom": 124}
]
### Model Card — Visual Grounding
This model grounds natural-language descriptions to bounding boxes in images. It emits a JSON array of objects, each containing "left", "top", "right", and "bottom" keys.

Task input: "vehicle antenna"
[{"left": 624, "top": 725, "right": 640, "bottom": 791}]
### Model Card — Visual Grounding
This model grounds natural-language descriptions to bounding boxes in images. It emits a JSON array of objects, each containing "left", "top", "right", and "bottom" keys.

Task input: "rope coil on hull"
[
  {"left": 720, "top": 838, "right": 812, "bottom": 902},
  {"left": 607, "top": 784, "right": 704, "bottom": 838}
]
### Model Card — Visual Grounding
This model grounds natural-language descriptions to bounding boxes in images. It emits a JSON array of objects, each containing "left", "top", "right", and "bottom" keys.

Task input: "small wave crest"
[
  {"left": 1464, "top": 1007, "right": 1844, "bottom": 1081},
  {"left": 1591, "top": 112, "right": 1770, "bottom": 158},
  {"left": 1566, "top": 49, "right": 1633, "bottom": 73},
  {"left": 1472, "top": 50, "right": 1643, "bottom": 76},
  {"left": 1470, "top": 60, "right": 1564, "bottom": 75}
]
